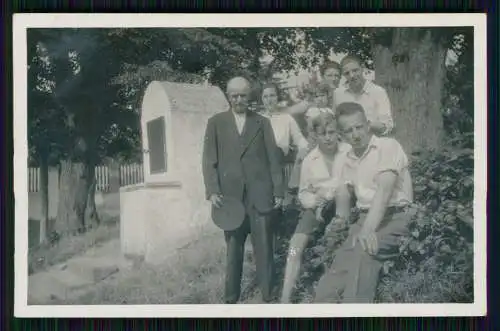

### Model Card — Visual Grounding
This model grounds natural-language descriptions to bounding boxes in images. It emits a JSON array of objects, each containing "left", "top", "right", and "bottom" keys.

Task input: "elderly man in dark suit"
[{"left": 202, "top": 76, "right": 284, "bottom": 304}]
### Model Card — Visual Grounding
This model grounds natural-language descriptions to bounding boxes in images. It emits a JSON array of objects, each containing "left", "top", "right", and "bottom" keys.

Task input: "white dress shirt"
[
  {"left": 340, "top": 135, "right": 413, "bottom": 209},
  {"left": 298, "top": 143, "right": 351, "bottom": 209},
  {"left": 333, "top": 80, "right": 394, "bottom": 135},
  {"left": 232, "top": 110, "right": 247, "bottom": 135}
]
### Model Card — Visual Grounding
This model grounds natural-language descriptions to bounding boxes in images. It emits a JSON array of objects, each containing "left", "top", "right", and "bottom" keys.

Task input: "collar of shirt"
[
  {"left": 231, "top": 109, "right": 247, "bottom": 119},
  {"left": 309, "top": 144, "right": 348, "bottom": 164},
  {"left": 308, "top": 146, "right": 324, "bottom": 161},
  {"left": 302, "top": 146, "right": 335, "bottom": 185},
  {"left": 346, "top": 135, "right": 379, "bottom": 161},
  {"left": 345, "top": 79, "right": 373, "bottom": 96}
]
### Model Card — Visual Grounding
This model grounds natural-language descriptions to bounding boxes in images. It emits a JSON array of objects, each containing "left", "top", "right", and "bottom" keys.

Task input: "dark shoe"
[{"left": 224, "top": 299, "right": 238, "bottom": 304}]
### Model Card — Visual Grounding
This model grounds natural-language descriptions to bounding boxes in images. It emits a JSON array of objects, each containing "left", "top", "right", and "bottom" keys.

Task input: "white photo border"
[{"left": 13, "top": 13, "right": 488, "bottom": 318}]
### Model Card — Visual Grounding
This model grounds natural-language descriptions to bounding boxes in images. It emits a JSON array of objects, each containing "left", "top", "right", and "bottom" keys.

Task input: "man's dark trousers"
[{"left": 224, "top": 191, "right": 275, "bottom": 303}]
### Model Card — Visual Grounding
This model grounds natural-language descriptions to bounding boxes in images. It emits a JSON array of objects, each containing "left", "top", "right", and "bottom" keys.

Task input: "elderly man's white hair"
[{"left": 226, "top": 76, "right": 252, "bottom": 92}]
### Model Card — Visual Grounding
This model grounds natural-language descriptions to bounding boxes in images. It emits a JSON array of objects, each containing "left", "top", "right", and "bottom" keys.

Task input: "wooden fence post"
[{"left": 108, "top": 160, "right": 120, "bottom": 193}]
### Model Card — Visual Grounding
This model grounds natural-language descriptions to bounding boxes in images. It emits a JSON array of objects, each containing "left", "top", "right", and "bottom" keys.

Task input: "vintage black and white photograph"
[{"left": 14, "top": 14, "right": 486, "bottom": 317}]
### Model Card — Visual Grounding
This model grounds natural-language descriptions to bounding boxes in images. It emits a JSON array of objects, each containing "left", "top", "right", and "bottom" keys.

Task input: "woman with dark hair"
[{"left": 319, "top": 60, "right": 342, "bottom": 104}]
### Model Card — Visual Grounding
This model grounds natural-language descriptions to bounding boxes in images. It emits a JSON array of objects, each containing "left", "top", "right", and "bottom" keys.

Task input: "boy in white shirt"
[
  {"left": 280, "top": 112, "right": 351, "bottom": 303},
  {"left": 287, "top": 83, "right": 336, "bottom": 191}
]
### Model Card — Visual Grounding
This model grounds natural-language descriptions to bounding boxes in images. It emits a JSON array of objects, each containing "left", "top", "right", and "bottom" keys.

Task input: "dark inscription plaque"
[{"left": 147, "top": 116, "right": 167, "bottom": 174}]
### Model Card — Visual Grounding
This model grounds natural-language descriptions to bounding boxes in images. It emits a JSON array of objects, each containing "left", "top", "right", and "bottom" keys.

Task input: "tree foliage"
[
  {"left": 28, "top": 26, "right": 474, "bottom": 165},
  {"left": 377, "top": 136, "right": 474, "bottom": 303}
]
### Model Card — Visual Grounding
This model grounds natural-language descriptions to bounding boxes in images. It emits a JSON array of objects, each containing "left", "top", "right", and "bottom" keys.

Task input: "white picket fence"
[{"left": 28, "top": 163, "right": 144, "bottom": 193}]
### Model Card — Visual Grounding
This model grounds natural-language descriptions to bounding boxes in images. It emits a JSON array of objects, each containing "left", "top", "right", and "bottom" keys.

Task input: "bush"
[{"left": 377, "top": 140, "right": 474, "bottom": 303}]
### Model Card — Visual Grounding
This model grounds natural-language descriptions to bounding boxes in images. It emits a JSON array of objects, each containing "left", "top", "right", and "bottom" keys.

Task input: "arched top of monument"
[{"left": 143, "top": 81, "right": 229, "bottom": 115}]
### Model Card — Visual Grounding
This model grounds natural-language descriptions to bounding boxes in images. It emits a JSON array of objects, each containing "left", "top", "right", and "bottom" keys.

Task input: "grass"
[
  {"left": 28, "top": 217, "right": 120, "bottom": 275},
  {"left": 57, "top": 231, "right": 258, "bottom": 305},
  {"left": 31, "top": 202, "right": 473, "bottom": 305},
  {"left": 376, "top": 256, "right": 474, "bottom": 303},
  {"left": 50, "top": 207, "right": 350, "bottom": 305},
  {"left": 28, "top": 193, "right": 121, "bottom": 275}
]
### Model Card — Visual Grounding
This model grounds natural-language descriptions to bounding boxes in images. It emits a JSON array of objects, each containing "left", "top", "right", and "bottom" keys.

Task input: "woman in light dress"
[{"left": 260, "top": 82, "right": 309, "bottom": 196}]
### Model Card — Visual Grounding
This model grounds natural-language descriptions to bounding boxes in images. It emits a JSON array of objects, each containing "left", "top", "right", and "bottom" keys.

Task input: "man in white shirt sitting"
[
  {"left": 280, "top": 112, "right": 350, "bottom": 303},
  {"left": 333, "top": 55, "right": 394, "bottom": 136},
  {"left": 313, "top": 102, "right": 414, "bottom": 303}
]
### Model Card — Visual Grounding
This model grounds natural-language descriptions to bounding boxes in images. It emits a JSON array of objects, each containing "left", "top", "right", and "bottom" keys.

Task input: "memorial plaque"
[{"left": 146, "top": 116, "right": 167, "bottom": 174}]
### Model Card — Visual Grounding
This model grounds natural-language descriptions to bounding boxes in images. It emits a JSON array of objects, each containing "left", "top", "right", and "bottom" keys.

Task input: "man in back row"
[
  {"left": 286, "top": 54, "right": 394, "bottom": 138},
  {"left": 333, "top": 55, "right": 394, "bottom": 136},
  {"left": 314, "top": 101, "right": 414, "bottom": 303}
]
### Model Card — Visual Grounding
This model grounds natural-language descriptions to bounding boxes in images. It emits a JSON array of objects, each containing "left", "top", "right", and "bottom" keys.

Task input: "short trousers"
[{"left": 294, "top": 201, "right": 337, "bottom": 237}]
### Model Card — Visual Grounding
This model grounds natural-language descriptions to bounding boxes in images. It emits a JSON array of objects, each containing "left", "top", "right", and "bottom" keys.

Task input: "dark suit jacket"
[{"left": 202, "top": 110, "right": 284, "bottom": 213}]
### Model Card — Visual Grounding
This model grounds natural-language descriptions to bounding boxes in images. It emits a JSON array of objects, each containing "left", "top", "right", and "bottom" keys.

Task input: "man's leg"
[
  {"left": 314, "top": 208, "right": 413, "bottom": 303},
  {"left": 224, "top": 219, "right": 250, "bottom": 304},
  {"left": 280, "top": 233, "right": 310, "bottom": 303},
  {"left": 248, "top": 209, "right": 276, "bottom": 302},
  {"left": 313, "top": 225, "right": 358, "bottom": 303},
  {"left": 270, "top": 209, "right": 283, "bottom": 257},
  {"left": 280, "top": 209, "right": 324, "bottom": 303},
  {"left": 347, "top": 209, "right": 413, "bottom": 302}
]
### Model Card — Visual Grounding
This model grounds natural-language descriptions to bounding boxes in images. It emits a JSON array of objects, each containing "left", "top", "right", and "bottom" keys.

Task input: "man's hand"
[
  {"left": 352, "top": 226, "right": 379, "bottom": 255},
  {"left": 210, "top": 194, "right": 223, "bottom": 208},
  {"left": 316, "top": 203, "right": 326, "bottom": 222},
  {"left": 274, "top": 197, "right": 284, "bottom": 209}
]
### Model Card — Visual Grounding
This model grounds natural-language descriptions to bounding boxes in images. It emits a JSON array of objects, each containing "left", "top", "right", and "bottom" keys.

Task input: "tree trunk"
[
  {"left": 372, "top": 28, "right": 446, "bottom": 155},
  {"left": 38, "top": 154, "right": 49, "bottom": 244},
  {"left": 84, "top": 166, "right": 100, "bottom": 228},
  {"left": 55, "top": 159, "right": 92, "bottom": 236}
]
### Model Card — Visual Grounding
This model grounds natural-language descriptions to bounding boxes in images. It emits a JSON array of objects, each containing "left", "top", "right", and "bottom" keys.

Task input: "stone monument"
[{"left": 119, "top": 81, "right": 229, "bottom": 265}]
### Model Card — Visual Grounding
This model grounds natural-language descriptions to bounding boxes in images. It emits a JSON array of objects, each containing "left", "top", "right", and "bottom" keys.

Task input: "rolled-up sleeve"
[{"left": 377, "top": 139, "right": 408, "bottom": 175}]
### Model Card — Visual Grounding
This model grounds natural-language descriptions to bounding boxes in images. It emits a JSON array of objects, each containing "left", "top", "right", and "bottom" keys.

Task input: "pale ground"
[
  {"left": 28, "top": 238, "right": 132, "bottom": 304},
  {"left": 28, "top": 196, "right": 316, "bottom": 305},
  {"left": 28, "top": 232, "right": 266, "bottom": 305},
  {"left": 28, "top": 189, "right": 267, "bottom": 304}
]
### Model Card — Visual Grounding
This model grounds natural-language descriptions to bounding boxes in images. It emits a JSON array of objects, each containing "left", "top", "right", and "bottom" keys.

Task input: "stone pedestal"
[{"left": 120, "top": 181, "right": 214, "bottom": 265}]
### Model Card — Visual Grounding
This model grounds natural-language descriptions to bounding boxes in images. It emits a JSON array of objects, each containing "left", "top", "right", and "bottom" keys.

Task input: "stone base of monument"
[{"left": 120, "top": 181, "right": 215, "bottom": 265}]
